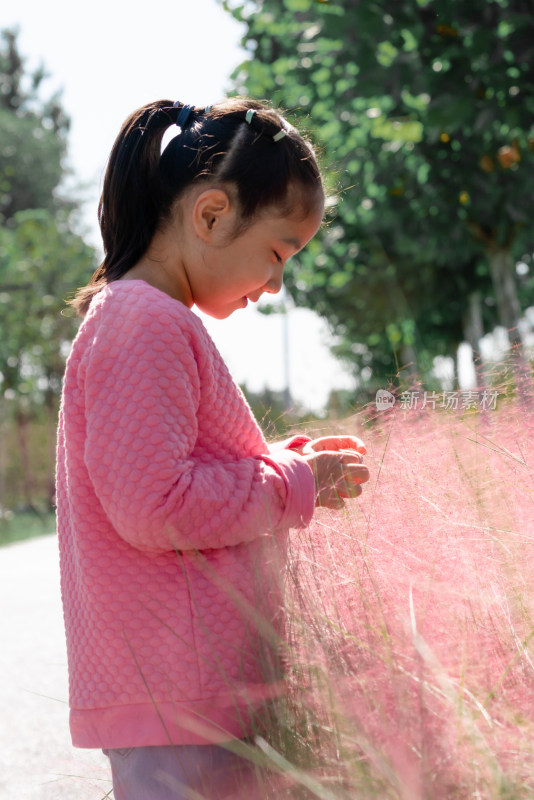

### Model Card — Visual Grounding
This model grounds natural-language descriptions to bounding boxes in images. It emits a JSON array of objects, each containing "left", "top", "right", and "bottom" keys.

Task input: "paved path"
[{"left": 0, "top": 535, "right": 113, "bottom": 799}]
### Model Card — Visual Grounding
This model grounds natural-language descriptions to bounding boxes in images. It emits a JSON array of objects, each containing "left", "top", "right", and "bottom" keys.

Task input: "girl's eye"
[{"left": 273, "top": 251, "right": 283, "bottom": 264}]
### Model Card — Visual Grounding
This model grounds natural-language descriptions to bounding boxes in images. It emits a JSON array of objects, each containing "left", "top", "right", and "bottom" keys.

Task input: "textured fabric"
[{"left": 56, "top": 280, "right": 315, "bottom": 749}]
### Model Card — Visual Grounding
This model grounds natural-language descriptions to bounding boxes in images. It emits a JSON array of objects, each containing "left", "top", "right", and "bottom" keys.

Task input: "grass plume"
[{"left": 258, "top": 397, "right": 534, "bottom": 799}]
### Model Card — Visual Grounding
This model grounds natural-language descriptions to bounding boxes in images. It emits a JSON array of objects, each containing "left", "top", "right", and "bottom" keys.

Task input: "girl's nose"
[{"left": 264, "top": 275, "right": 283, "bottom": 294}]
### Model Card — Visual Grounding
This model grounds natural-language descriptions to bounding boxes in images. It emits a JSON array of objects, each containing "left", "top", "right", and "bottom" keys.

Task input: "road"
[{"left": 0, "top": 535, "right": 112, "bottom": 799}]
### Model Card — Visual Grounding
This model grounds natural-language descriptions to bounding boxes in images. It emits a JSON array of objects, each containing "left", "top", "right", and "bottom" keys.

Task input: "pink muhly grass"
[{"left": 262, "top": 397, "right": 534, "bottom": 799}]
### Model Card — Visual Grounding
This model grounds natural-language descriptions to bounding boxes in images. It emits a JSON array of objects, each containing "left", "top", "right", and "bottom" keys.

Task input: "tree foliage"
[
  {"left": 0, "top": 29, "right": 95, "bottom": 509},
  {"left": 0, "top": 209, "right": 95, "bottom": 406},
  {"left": 0, "top": 28, "right": 92, "bottom": 408},
  {"left": 224, "top": 0, "right": 534, "bottom": 389},
  {"left": 0, "top": 29, "right": 71, "bottom": 220}
]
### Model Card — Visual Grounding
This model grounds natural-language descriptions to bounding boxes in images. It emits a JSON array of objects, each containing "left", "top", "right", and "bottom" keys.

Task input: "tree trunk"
[
  {"left": 488, "top": 247, "right": 533, "bottom": 402},
  {"left": 46, "top": 395, "right": 57, "bottom": 510},
  {"left": 15, "top": 411, "right": 34, "bottom": 509},
  {"left": 400, "top": 344, "right": 419, "bottom": 387},
  {"left": 462, "top": 291, "right": 488, "bottom": 392},
  {"left": 488, "top": 248, "right": 522, "bottom": 346},
  {"left": 451, "top": 352, "right": 459, "bottom": 390},
  {"left": 0, "top": 399, "right": 7, "bottom": 513}
]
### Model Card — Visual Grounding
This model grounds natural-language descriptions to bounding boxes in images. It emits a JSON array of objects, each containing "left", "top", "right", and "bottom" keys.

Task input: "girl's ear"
[{"left": 192, "top": 189, "right": 233, "bottom": 242}]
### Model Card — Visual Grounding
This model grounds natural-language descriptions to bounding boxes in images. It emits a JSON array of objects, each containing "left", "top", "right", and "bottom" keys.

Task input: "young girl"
[{"left": 56, "top": 97, "right": 369, "bottom": 799}]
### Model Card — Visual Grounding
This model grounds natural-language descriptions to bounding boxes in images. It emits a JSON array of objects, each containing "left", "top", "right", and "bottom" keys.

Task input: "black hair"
[{"left": 71, "top": 97, "right": 323, "bottom": 315}]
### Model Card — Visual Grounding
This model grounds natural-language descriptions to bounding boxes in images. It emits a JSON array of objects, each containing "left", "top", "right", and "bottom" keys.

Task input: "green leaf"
[
  {"left": 376, "top": 40, "right": 398, "bottom": 67},
  {"left": 284, "top": 0, "right": 312, "bottom": 10}
]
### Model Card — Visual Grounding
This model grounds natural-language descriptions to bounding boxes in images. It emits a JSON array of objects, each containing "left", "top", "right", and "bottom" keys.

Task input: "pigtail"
[{"left": 70, "top": 100, "right": 179, "bottom": 315}]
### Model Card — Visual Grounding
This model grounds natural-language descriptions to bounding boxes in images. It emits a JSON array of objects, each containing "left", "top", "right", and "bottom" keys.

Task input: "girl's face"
[{"left": 186, "top": 191, "right": 324, "bottom": 320}]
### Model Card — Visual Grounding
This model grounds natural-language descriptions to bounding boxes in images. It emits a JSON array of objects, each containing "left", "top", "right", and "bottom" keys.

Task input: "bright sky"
[{"left": 3, "top": 0, "right": 355, "bottom": 411}]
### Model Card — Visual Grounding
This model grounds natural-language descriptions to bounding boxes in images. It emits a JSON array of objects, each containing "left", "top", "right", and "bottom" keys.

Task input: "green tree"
[
  {"left": 0, "top": 210, "right": 94, "bottom": 404},
  {"left": 224, "top": 0, "right": 534, "bottom": 392},
  {"left": 0, "top": 29, "right": 95, "bottom": 510},
  {"left": 0, "top": 210, "right": 95, "bottom": 508},
  {"left": 0, "top": 28, "right": 71, "bottom": 220}
]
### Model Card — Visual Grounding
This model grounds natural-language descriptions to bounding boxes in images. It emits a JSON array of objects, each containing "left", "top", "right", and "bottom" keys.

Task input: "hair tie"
[{"left": 173, "top": 102, "right": 195, "bottom": 129}]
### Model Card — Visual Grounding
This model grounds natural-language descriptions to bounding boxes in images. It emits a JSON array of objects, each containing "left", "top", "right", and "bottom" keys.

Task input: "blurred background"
[{"left": 1, "top": 0, "right": 533, "bottom": 537}]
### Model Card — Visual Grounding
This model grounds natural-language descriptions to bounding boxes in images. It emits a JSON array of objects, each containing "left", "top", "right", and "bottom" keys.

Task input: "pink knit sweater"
[{"left": 56, "top": 280, "right": 315, "bottom": 749}]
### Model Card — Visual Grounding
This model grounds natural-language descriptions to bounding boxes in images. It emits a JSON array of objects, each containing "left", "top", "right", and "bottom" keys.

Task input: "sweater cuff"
[{"left": 259, "top": 449, "right": 315, "bottom": 529}]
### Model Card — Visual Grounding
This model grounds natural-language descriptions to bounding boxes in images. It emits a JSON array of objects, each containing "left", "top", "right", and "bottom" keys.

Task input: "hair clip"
[
  {"left": 173, "top": 102, "right": 195, "bottom": 129},
  {"left": 245, "top": 108, "right": 287, "bottom": 143},
  {"left": 204, "top": 105, "right": 212, "bottom": 114},
  {"left": 273, "top": 129, "right": 288, "bottom": 142}
]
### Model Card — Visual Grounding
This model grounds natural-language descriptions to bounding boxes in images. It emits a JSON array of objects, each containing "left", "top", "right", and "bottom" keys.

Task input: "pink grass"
[{"left": 269, "top": 399, "right": 534, "bottom": 799}]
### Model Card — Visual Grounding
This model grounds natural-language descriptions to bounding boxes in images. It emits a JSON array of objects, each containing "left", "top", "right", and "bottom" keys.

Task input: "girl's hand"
[
  {"left": 301, "top": 435, "right": 366, "bottom": 457},
  {"left": 304, "top": 448, "right": 370, "bottom": 509}
]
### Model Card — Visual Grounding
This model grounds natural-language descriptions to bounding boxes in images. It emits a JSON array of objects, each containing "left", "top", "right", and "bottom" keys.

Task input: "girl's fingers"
[
  {"left": 316, "top": 466, "right": 368, "bottom": 507},
  {"left": 351, "top": 465, "right": 370, "bottom": 483},
  {"left": 306, "top": 435, "right": 367, "bottom": 455},
  {"left": 333, "top": 449, "right": 363, "bottom": 463},
  {"left": 318, "top": 497, "right": 344, "bottom": 509},
  {"left": 317, "top": 482, "right": 363, "bottom": 507},
  {"left": 336, "top": 483, "right": 363, "bottom": 499},
  {"left": 339, "top": 448, "right": 363, "bottom": 464},
  {"left": 338, "top": 458, "right": 370, "bottom": 483},
  {"left": 316, "top": 490, "right": 345, "bottom": 509},
  {"left": 306, "top": 449, "right": 370, "bottom": 507},
  {"left": 335, "top": 468, "right": 367, "bottom": 493}
]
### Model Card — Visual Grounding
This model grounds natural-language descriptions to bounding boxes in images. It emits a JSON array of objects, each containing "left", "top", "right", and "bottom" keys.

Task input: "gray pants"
[{"left": 104, "top": 742, "right": 264, "bottom": 800}]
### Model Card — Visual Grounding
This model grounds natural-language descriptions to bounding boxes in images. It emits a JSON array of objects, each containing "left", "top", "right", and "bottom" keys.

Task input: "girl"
[{"left": 56, "top": 98, "right": 369, "bottom": 799}]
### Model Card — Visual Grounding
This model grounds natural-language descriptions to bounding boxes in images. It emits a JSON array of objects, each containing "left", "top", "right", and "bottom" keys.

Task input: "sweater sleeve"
[{"left": 81, "top": 297, "right": 315, "bottom": 553}]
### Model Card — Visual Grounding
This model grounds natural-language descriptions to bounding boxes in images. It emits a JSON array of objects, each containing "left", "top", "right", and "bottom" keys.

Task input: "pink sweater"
[{"left": 56, "top": 280, "right": 315, "bottom": 749}]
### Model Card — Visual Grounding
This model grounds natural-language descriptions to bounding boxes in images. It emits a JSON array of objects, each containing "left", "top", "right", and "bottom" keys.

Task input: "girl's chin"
[
  {"left": 196, "top": 296, "right": 249, "bottom": 319},
  {"left": 224, "top": 297, "right": 248, "bottom": 316}
]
